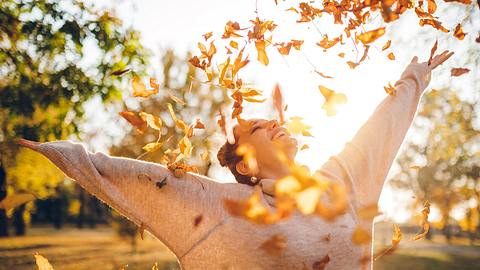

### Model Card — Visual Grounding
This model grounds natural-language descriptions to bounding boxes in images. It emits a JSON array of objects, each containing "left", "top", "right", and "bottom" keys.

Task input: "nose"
[{"left": 267, "top": 120, "right": 279, "bottom": 130}]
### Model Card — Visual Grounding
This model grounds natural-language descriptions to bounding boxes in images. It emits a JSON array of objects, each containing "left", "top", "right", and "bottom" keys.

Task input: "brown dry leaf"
[
  {"left": 453, "top": 24, "right": 466, "bottom": 40},
  {"left": 312, "top": 255, "right": 330, "bottom": 270},
  {"left": 384, "top": 82, "right": 396, "bottom": 96},
  {"left": 316, "top": 35, "right": 340, "bottom": 50},
  {"left": 143, "top": 142, "right": 164, "bottom": 153},
  {"left": 201, "top": 148, "right": 209, "bottom": 161},
  {"left": 34, "top": 254, "right": 54, "bottom": 270},
  {"left": 382, "top": 40, "right": 391, "bottom": 51},
  {"left": 346, "top": 61, "right": 359, "bottom": 69},
  {"left": 194, "top": 118, "right": 205, "bottom": 129},
  {"left": 356, "top": 27, "right": 385, "bottom": 44},
  {"left": 260, "top": 234, "right": 287, "bottom": 256},
  {"left": 169, "top": 94, "right": 186, "bottom": 105},
  {"left": 319, "top": 85, "right": 347, "bottom": 116},
  {"left": 131, "top": 76, "right": 159, "bottom": 98},
  {"left": 291, "top": 39, "right": 304, "bottom": 50},
  {"left": 352, "top": 227, "right": 372, "bottom": 245},
  {"left": 0, "top": 194, "right": 35, "bottom": 210},
  {"left": 451, "top": 68, "right": 470, "bottom": 77},
  {"left": 272, "top": 84, "right": 285, "bottom": 125},
  {"left": 419, "top": 18, "right": 449, "bottom": 33},
  {"left": 109, "top": 68, "right": 131, "bottom": 76},
  {"left": 119, "top": 111, "right": 148, "bottom": 134},
  {"left": 338, "top": 52, "right": 345, "bottom": 58},
  {"left": 223, "top": 186, "right": 270, "bottom": 224},
  {"left": 139, "top": 223, "right": 146, "bottom": 240},
  {"left": 277, "top": 42, "right": 292, "bottom": 55},
  {"left": 387, "top": 52, "right": 395, "bottom": 60},
  {"left": 255, "top": 40, "right": 269, "bottom": 65}
]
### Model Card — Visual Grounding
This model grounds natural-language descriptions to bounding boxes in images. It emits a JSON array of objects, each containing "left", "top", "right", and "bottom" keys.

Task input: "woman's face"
[{"left": 234, "top": 118, "right": 298, "bottom": 179}]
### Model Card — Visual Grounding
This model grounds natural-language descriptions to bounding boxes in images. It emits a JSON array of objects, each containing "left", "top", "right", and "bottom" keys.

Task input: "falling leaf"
[
  {"left": 318, "top": 85, "right": 347, "bottom": 116},
  {"left": 236, "top": 143, "right": 259, "bottom": 174},
  {"left": 387, "top": 52, "right": 395, "bottom": 60},
  {"left": 143, "top": 142, "right": 164, "bottom": 153},
  {"left": 300, "top": 144, "right": 309, "bottom": 150},
  {"left": 382, "top": 40, "right": 392, "bottom": 51},
  {"left": 338, "top": 52, "right": 345, "bottom": 58},
  {"left": 409, "top": 165, "right": 422, "bottom": 170},
  {"left": 392, "top": 224, "right": 402, "bottom": 245},
  {"left": 296, "top": 187, "right": 322, "bottom": 214},
  {"left": 315, "top": 71, "right": 333, "bottom": 79},
  {"left": 0, "top": 194, "right": 35, "bottom": 210},
  {"left": 451, "top": 68, "right": 470, "bottom": 77},
  {"left": 272, "top": 84, "right": 285, "bottom": 125},
  {"left": 428, "top": 40, "right": 438, "bottom": 66},
  {"left": 356, "top": 27, "right": 385, "bottom": 44},
  {"left": 132, "top": 76, "right": 159, "bottom": 98},
  {"left": 139, "top": 223, "right": 146, "bottom": 240},
  {"left": 194, "top": 215, "right": 203, "bottom": 227},
  {"left": 260, "top": 234, "right": 287, "bottom": 256},
  {"left": 413, "top": 201, "right": 431, "bottom": 240},
  {"left": 194, "top": 118, "right": 205, "bottom": 129},
  {"left": 357, "top": 204, "right": 381, "bottom": 220},
  {"left": 139, "top": 112, "right": 162, "bottom": 131},
  {"left": 352, "top": 227, "right": 372, "bottom": 245},
  {"left": 34, "top": 254, "right": 54, "bottom": 270},
  {"left": 230, "top": 40, "right": 238, "bottom": 49},
  {"left": 291, "top": 39, "right": 304, "bottom": 50},
  {"left": 312, "top": 255, "right": 330, "bottom": 270},
  {"left": 316, "top": 35, "right": 340, "bottom": 50},
  {"left": 285, "top": 116, "right": 311, "bottom": 135},
  {"left": 203, "top": 31, "right": 213, "bottom": 41},
  {"left": 201, "top": 148, "right": 209, "bottom": 160},
  {"left": 255, "top": 40, "right": 269, "bottom": 65},
  {"left": 427, "top": 0, "right": 437, "bottom": 14},
  {"left": 346, "top": 61, "right": 359, "bottom": 69},
  {"left": 444, "top": 0, "right": 471, "bottom": 3},
  {"left": 419, "top": 19, "right": 449, "bottom": 33},
  {"left": 453, "top": 24, "right": 466, "bottom": 40},
  {"left": 384, "top": 82, "right": 396, "bottom": 96},
  {"left": 109, "top": 68, "right": 131, "bottom": 76},
  {"left": 119, "top": 111, "right": 148, "bottom": 134}
]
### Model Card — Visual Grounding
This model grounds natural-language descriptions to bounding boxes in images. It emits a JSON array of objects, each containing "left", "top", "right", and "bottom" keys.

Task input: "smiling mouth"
[{"left": 272, "top": 130, "right": 287, "bottom": 140}]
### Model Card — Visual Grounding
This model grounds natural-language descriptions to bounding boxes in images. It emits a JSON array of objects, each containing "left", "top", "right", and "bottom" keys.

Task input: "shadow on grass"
[{"left": 374, "top": 252, "right": 480, "bottom": 270}]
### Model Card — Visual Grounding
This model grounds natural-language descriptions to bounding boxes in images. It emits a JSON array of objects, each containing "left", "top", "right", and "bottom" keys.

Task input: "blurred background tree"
[{"left": 0, "top": 0, "right": 150, "bottom": 236}]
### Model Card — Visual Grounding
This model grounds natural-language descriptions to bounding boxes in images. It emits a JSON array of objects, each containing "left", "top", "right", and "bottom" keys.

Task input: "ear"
[{"left": 235, "top": 161, "right": 251, "bottom": 176}]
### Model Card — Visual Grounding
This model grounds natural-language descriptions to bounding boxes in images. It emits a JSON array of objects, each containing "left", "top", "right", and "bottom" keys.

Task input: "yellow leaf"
[
  {"left": 139, "top": 112, "right": 162, "bottom": 131},
  {"left": 132, "top": 76, "right": 159, "bottom": 98},
  {"left": 0, "top": 194, "right": 35, "bottom": 210},
  {"left": 356, "top": 27, "right": 386, "bottom": 44},
  {"left": 392, "top": 224, "right": 402, "bottom": 246},
  {"left": 285, "top": 116, "right": 311, "bottom": 135},
  {"left": 143, "top": 142, "right": 164, "bottom": 153},
  {"left": 34, "top": 254, "right": 54, "bottom": 270},
  {"left": 318, "top": 85, "right": 347, "bottom": 116},
  {"left": 296, "top": 187, "right": 322, "bottom": 215}
]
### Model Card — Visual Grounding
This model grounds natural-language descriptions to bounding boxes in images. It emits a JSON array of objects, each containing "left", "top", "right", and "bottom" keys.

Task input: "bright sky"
[{"left": 86, "top": 0, "right": 479, "bottom": 222}]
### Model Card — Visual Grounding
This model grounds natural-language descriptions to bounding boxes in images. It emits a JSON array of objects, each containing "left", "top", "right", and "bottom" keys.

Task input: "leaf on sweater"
[
  {"left": 260, "top": 234, "right": 287, "bottom": 256},
  {"left": 194, "top": 215, "right": 203, "bottom": 227},
  {"left": 0, "top": 194, "right": 35, "bottom": 210},
  {"left": 34, "top": 254, "right": 54, "bottom": 270},
  {"left": 319, "top": 85, "right": 347, "bottom": 116},
  {"left": 451, "top": 67, "right": 470, "bottom": 77}
]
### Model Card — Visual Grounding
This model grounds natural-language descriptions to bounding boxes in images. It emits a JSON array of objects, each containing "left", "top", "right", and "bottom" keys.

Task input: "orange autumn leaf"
[
  {"left": 382, "top": 40, "right": 391, "bottom": 51},
  {"left": 193, "top": 118, "right": 205, "bottom": 129},
  {"left": 318, "top": 85, "right": 347, "bottom": 116},
  {"left": 315, "top": 71, "right": 333, "bottom": 79},
  {"left": 346, "top": 61, "right": 358, "bottom": 69},
  {"left": 357, "top": 204, "right": 382, "bottom": 220},
  {"left": 201, "top": 148, "right": 209, "bottom": 161},
  {"left": 453, "top": 24, "right": 466, "bottom": 40},
  {"left": 427, "top": 0, "right": 437, "bottom": 14},
  {"left": 387, "top": 52, "right": 395, "bottom": 60},
  {"left": 255, "top": 40, "right": 269, "bottom": 65},
  {"left": 277, "top": 42, "right": 292, "bottom": 55},
  {"left": 285, "top": 116, "right": 311, "bottom": 136},
  {"left": 230, "top": 40, "right": 238, "bottom": 49},
  {"left": 419, "top": 18, "right": 449, "bottom": 33},
  {"left": 392, "top": 224, "right": 402, "bottom": 246},
  {"left": 169, "top": 94, "right": 186, "bottom": 105},
  {"left": 260, "top": 234, "right": 287, "bottom": 256},
  {"left": 428, "top": 40, "right": 438, "bottom": 66},
  {"left": 451, "top": 67, "right": 470, "bottom": 77},
  {"left": 202, "top": 31, "right": 213, "bottom": 41},
  {"left": 356, "top": 27, "right": 385, "bottom": 44},
  {"left": 236, "top": 143, "right": 259, "bottom": 174},
  {"left": 132, "top": 76, "right": 159, "bottom": 98},
  {"left": 384, "top": 82, "right": 396, "bottom": 96},
  {"left": 300, "top": 144, "right": 309, "bottom": 150},
  {"left": 291, "top": 39, "right": 304, "bottom": 50},
  {"left": 139, "top": 112, "right": 162, "bottom": 131},
  {"left": 352, "top": 227, "right": 372, "bottom": 245},
  {"left": 272, "top": 84, "right": 285, "bottom": 125},
  {"left": 413, "top": 201, "right": 431, "bottom": 240},
  {"left": 316, "top": 35, "right": 340, "bottom": 50},
  {"left": 338, "top": 52, "right": 345, "bottom": 58},
  {"left": 34, "top": 254, "right": 54, "bottom": 270},
  {"left": 119, "top": 111, "right": 147, "bottom": 134}
]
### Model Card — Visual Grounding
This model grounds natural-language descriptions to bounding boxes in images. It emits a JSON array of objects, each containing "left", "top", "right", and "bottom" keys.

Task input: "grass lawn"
[{"left": 0, "top": 226, "right": 479, "bottom": 269}]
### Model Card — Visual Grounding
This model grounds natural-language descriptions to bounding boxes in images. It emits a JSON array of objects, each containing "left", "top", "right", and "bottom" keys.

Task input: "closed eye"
[{"left": 251, "top": 126, "right": 261, "bottom": 134}]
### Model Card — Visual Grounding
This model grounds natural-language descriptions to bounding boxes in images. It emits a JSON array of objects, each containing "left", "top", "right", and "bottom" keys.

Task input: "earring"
[{"left": 250, "top": 176, "right": 258, "bottom": 184}]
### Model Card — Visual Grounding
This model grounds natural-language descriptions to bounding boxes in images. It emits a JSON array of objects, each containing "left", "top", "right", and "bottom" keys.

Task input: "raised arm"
[
  {"left": 18, "top": 139, "right": 252, "bottom": 257},
  {"left": 317, "top": 52, "right": 454, "bottom": 208}
]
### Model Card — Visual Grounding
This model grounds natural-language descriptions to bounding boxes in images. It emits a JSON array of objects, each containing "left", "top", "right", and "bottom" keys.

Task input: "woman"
[{"left": 19, "top": 51, "right": 453, "bottom": 270}]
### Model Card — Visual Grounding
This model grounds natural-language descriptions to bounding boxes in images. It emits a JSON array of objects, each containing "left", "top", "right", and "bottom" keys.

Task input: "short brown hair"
[{"left": 217, "top": 140, "right": 256, "bottom": 186}]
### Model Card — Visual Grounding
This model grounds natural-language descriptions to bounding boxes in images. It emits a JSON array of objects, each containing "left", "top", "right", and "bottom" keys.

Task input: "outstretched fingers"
[{"left": 429, "top": 50, "right": 454, "bottom": 70}]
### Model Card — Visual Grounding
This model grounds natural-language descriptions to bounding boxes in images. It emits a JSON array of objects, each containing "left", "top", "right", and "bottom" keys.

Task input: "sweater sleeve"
[
  {"left": 316, "top": 62, "right": 431, "bottom": 208},
  {"left": 21, "top": 140, "right": 251, "bottom": 257}
]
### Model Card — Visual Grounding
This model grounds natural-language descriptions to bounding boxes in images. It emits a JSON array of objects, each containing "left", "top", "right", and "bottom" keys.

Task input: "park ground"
[{"left": 0, "top": 226, "right": 479, "bottom": 270}]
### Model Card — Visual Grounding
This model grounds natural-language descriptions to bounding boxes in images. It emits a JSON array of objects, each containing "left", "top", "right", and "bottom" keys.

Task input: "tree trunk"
[
  {"left": 13, "top": 204, "right": 26, "bottom": 236},
  {"left": 0, "top": 163, "right": 8, "bottom": 237}
]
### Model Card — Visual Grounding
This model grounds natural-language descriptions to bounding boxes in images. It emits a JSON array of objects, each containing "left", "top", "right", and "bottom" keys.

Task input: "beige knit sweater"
[{"left": 21, "top": 60, "right": 431, "bottom": 270}]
